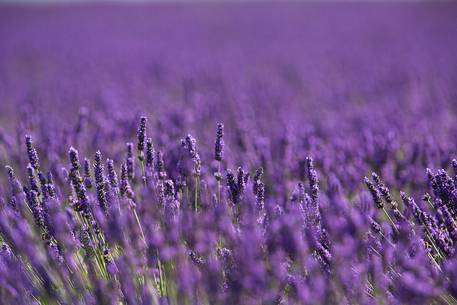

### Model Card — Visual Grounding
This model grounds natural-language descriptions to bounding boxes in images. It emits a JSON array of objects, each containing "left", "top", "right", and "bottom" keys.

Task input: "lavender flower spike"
[
  {"left": 306, "top": 157, "right": 319, "bottom": 203},
  {"left": 25, "top": 134, "right": 39, "bottom": 170},
  {"left": 146, "top": 137, "right": 154, "bottom": 169},
  {"left": 137, "top": 116, "right": 147, "bottom": 161},
  {"left": 94, "top": 151, "right": 108, "bottom": 212},
  {"left": 215, "top": 123, "right": 224, "bottom": 162}
]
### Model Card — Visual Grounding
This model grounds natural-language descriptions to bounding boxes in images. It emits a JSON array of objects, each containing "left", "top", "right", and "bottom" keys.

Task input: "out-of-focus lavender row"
[
  {"left": 1, "top": 3, "right": 457, "bottom": 305},
  {"left": 1, "top": 3, "right": 457, "bottom": 198}
]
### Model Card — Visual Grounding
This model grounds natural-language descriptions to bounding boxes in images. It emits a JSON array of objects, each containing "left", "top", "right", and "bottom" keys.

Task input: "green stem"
[
  {"left": 424, "top": 227, "right": 445, "bottom": 260},
  {"left": 139, "top": 159, "right": 146, "bottom": 186},
  {"left": 133, "top": 209, "right": 147, "bottom": 247},
  {"left": 382, "top": 207, "right": 398, "bottom": 232},
  {"left": 217, "top": 161, "right": 221, "bottom": 203},
  {"left": 194, "top": 177, "right": 199, "bottom": 212},
  {"left": 157, "top": 250, "right": 166, "bottom": 296}
]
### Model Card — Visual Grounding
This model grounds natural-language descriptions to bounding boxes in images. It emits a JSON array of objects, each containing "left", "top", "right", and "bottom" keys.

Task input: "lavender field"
[{"left": 1, "top": 2, "right": 457, "bottom": 305}]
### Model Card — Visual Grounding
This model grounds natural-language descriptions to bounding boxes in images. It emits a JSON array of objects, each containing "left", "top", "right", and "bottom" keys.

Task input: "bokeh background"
[
  {"left": 1, "top": 2, "right": 456, "bottom": 129},
  {"left": 1, "top": 1, "right": 457, "bottom": 188}
]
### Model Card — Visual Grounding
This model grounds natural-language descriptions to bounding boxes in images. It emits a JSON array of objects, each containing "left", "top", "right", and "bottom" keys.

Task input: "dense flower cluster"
[
  {"left": 1, "top": 3, "right": 457, "bottom": 305},
  {"left": 3, "top": 116, "right": 457, "bottom": 304}
]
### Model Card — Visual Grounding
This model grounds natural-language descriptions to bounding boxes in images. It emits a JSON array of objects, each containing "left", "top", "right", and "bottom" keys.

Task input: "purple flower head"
[
  {"left": 156, "top": 150, "right": 166, "bottom": 179},
  {"left": 120, "top": 163, "right": 134, "bottom": 200},
  {"left": 226, "top": 169, "right": 240, "bottom": 204},
  {"left": 290, "top": 182, "right": 305, "bottom": 204},
  {"left": 256, "top": 182, "right": 265, "bottom": 210},
  {"left": 306, "top": 157, "right": 319, "bottom": 203},
  {"left": 26, "top": 163, "right": 40, "bottom": 195},
  {"left": 182, "top": 134, "right": 201, "bottom": 177},
  {"left": 137, "top": 116, "right": 147, "bottom": 158},
  {"left": 46, "top": 171, "right": 56, "bottom": 198},
  {"left": 94, "top": 151, "right": 107, "bottom": 212},
  {"left": 372, "top": 172, "right": 393, "bottom": 203},
  {"left": 68, "top": 147, "right": 81, "bottom": 171},
  {"left": 83, "top": 158, "right": 93, "bottom": 189},
  {"left": 364, "top": 177, "right": 383, "bottom": 209},
  {"left": 106, "top": 158, "right": 119, "bottom": 190},
  {"left": 5, "top": 165, "right": 23, "bottom": 197},
  {"left": 37, "top": 171, "right": 48, "bottom": 199},
  {"left": 164, "top": 179, "right": 175, "bottom": 198},
  {"left": 146, "top": 137, "right": 154, "bottom": 169},
  {"left": 126, "top": 143, "right": 135, "bottom": 181},
  {"left": 252, "top": 167, "right": 264, "bottom": 194},
  {"left": 25, "top": 134, "right": 39, "bottom": 170},
  {"left": 215, "top": 123, "right": 224, "bottom": 162},
  {"left": 68, "top": 147, "right": 90, "bottom": 214},
  {"left": 25, "top": 189, "right": 44, "bottom": 229}
]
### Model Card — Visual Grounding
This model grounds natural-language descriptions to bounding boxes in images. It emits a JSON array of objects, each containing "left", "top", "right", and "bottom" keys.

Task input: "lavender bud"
[
  {"left": 127, "top": 157, "right": 135, "bottom": 181},
  {"left": 137, "top": 116, "right": 147, "bottom": 160},
  {"left": 94, "top": 151, "right": 107, "bottom": 212},
  {"left": 106, "top": 159, "right": 119, "bottom": 190},
  {"left": 215, "top": 123, "right": 224, "bottom": 162},
  {"left": 46, "top": 172, "right": 56, "bottom": 198},
  {"left": 79, "top": 229, "right": 94, "bottom": 258},
  {"left": 126, "top": 143, "right": 135, "bottom": 181},
  {"left": 126, "top": 142, "right": 133, "bottom": 158},
  {"left": 371, "top": 172, "right": 381, "bottom": 185},
  {"left": 426, "top": 168, "right": 437, "bottom": 194},
  {"left": 26, "top": 189, "right": 44, "bottom": 228},
  {"left": 69, "top": 147, "right": 81, "bottom": 171},
  {"left": 68, "top": 147, "right": 89, "bottom": 214},
  {"left": 409, "top": 197, "right": 427, "bottom": 225},
  {"left": 370, "top": 219, "right": 382, "bottom": 234},
  {"left": 372, "top": 172, "right": 398, "bottom": 210},
  {"left": 38, "top": 171, "right": 48, "bottom": 199},
  {"left": 146, "top": 138, "right": 154, "bottom": 169},
  {"left": 236, "top": 167, "right": 246, "bottom": 195},
  {"left": 183, "top": 134, "right": 201, "bottom": 177},
  {"left": 364, "top": 177, "right": 383, "bottom": 209},
  {"left": 227, "top": 169, "right": 239, "bottom": 204},
  {"left": 157, "top": 151, "right": 166, "bottom": 180},
  {"left": 253, "top": 167, "right": 264, "bottom": 196},
  {"left": 164, "top": 180, "right": 175, "bottom": 198},
  {"left": 25, "top": 134, "right": 39, "bottom": 170},
  {"left": 5, "top": 165, "right": 23, "bottom": 196},
  {"left": 306, "top": 157, "right": 319, "bottom": 203},
  {"left": 256, "top": 182, "right": 265, "bottom": 209},
  {"left": 439, "top": 205, "right": 457, "bottom": 240},
  {"left": 83, "top": 158, "right": 93, "bottom": 189},
  {"left": 27, "top": 164, "right": 39, "bottom": 194},
  {"left": 120, "top": 163, "right": 134, "bottom": 199},
  {"left": 120, "top": 163, "right": 128, "bottom": 197},
  {"left": 290, "top": 182, "right": 305, "bottom": 204}
]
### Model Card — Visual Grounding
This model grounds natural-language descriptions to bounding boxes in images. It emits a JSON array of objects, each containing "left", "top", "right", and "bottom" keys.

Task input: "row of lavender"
[{"left": 0, "top": 112, "right": 457, "bottom": 305}]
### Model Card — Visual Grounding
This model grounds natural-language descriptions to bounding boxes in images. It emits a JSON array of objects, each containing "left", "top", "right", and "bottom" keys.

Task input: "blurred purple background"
[{"left": 1, "top": 2, "right": 456, "bottom": 128}]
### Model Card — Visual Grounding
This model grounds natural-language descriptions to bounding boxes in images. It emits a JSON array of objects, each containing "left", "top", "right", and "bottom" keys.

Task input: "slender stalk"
[
  {"left": 140, "top": 160, "right": 146, "bottom": 186},
  {"left": 217, "top": 161, "right": 221, "bottom": 203},
  {"left": 382, "top": 207, "right": 398, "bottom": 232},
  {"left": 157, "top": 250, "right": 166, "bottom": 296},
  {"left": 186, "top": 184, "right": 189, "bottom": 209},
  {"left": 133, "top": 209, "right": 147, "bottom": 246},
  {"left": 194, "top": 176, "right": 199, "bottom": 212},
  {"left": 424, "top": 227, "right": 445, "bottom": 260}
]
